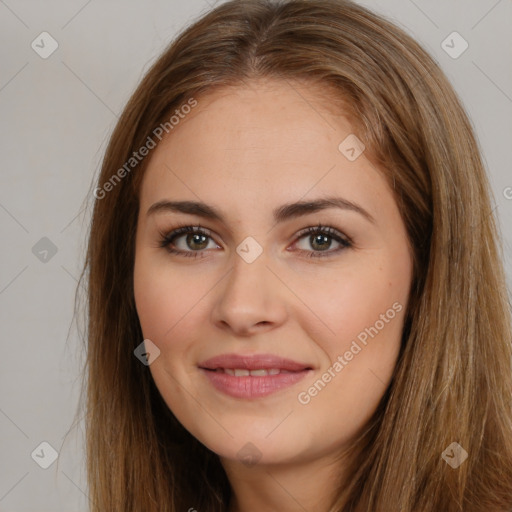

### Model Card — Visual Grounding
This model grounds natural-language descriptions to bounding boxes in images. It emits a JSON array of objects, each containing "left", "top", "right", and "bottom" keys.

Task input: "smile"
[
  {"left": 198, "top": 353, "right": 313, "bottom": 399},
  {"left": 213, "top": 368, "right": 295, "bottom": 376}
]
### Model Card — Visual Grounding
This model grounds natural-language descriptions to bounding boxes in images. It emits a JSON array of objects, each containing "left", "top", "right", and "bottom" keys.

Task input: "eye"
[
  {"left": 292, "top": 223, "right": 352, "bottom": 258},
  {"left": 158, "top": 225, "right": 219, "bottom": 258},
  {"left": 158, "top": 223, "right": 352, "bottom": 259}
]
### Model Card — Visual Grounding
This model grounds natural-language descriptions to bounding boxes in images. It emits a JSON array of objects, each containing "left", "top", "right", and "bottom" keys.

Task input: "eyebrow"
[{"left": 146, "top": 196, "right": 376, "bottom": 225}]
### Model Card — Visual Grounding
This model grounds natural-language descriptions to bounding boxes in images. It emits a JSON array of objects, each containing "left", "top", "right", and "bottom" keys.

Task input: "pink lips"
[{"left": 198, "top": 353, "right": 312, "bottom": 399}]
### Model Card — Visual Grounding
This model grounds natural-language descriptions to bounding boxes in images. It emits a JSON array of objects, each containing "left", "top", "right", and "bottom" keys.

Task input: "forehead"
[{"left": 139, "top": 79, "right": 372, "bottom": 200}]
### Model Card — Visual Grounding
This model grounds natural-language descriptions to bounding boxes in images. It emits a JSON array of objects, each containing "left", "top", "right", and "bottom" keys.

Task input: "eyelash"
[{"left": 158, "top": 223, "right": 352, "bottom": 259}]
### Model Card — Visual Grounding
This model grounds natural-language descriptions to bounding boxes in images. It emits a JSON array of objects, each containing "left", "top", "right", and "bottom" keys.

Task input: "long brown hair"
[{"left": 73, "top": 0, "right": 512, "bottom": 510}]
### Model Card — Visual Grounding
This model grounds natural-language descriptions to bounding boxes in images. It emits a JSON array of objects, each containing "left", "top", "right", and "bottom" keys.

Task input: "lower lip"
[{"left": 199, "top": 368, "right": 311, "bottom": 399}]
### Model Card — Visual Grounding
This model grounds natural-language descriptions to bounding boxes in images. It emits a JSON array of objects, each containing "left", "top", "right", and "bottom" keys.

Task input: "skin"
[{"left": 133, "top": 78, "right": 413, "bottom": 512}]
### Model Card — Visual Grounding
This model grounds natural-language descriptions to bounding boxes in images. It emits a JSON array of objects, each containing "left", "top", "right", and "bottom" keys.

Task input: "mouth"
[
  {"left": 207, "top": 368, "right": 299, "bottom": 376},
  {"left": 198, "top": 353, "right": 313, "bottom": 399},
  {"left": 198, "top": 353, "right": 312, "bottom": 372}
]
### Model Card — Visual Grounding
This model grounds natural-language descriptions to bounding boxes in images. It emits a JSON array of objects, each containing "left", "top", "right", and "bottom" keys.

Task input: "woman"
[{"left": 76, "top": 0, "right": 512, "bottom": 510}]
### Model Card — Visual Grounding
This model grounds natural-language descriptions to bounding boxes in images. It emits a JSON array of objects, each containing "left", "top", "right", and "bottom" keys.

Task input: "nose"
[{"left": 210, "top": 249, "right": 288, "bottom": 337}]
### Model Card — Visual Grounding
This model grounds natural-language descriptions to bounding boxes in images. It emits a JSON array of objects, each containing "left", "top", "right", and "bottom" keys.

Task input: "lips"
[
  {"left": 219, "top": 368, "right": 285, "bottom": 376},
  {"left": 198, "top": 353, "right": 311, "bottom": 372},
  {"left": 198, "top": 353, "right": 313, "bottom": 399}
]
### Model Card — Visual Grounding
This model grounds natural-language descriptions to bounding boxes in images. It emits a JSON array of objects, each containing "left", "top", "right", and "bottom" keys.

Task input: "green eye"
[{"left": 159, "top": 223, "right": 352, "bottom": 259}]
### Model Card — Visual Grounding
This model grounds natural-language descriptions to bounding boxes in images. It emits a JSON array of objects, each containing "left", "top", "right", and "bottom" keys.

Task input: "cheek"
[
  {"left": 133, "top": 254, "right": 186, "bottom": 343},
  {"left": 133, "top": 257, "right": 201, "bottom": 411},
  {"left": 293, "top": 260, "right": 408, "bottom": 354},
  {"left": 294, "top": 283, "right": 406, "bottom": 443},
  {"left": 133, "top": 253, "right": 215, "bottom": 371},
  {"left": 293, "top": 258, "right": 408, "bottom": 405}
]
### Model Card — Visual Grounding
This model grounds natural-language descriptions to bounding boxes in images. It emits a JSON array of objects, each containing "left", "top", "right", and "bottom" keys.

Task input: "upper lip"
[{"left": 198, "top": 353, "right": 312, "bottom": 371}]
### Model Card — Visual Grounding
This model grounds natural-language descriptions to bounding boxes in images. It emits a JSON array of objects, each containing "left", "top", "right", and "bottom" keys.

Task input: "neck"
[{"left": 222, "top": 452, "right": 348, "bottom": 512}]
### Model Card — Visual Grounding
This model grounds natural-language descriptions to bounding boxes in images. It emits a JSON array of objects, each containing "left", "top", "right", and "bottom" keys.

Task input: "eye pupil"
[
  {"left": 188, "top": 233, "right": 208, "bottom": 250},
  {"left": 311, "top": 233, "right": 331, "bottom": 251}
]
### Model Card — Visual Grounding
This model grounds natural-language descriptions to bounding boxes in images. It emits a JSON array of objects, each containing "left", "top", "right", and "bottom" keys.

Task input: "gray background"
[{"left": 0, "top": 0, "right": 510, "bottom": 510}]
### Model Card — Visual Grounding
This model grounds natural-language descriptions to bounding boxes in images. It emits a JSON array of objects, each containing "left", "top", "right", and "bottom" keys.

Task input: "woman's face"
[{"left": 133, "top": 79, "right": 413, "bottom": 468}]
